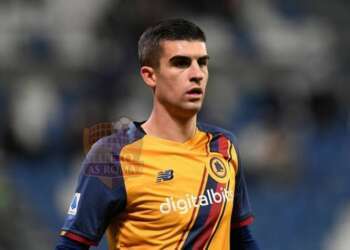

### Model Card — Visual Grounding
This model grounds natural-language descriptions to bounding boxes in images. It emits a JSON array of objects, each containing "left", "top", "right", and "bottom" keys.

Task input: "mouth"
[{"left": 186, "top": 87, "right": 203, "bottom": 98}]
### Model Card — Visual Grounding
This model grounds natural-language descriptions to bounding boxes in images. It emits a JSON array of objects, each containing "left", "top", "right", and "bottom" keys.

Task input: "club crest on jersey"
[
  {"left": 207, "top": 157, "right": 229, "bottom": 183},
  {"left": 156, "top": 169, "right": 174, "bottom": 182},
  {"left": 68, "top": 193, "right": 81, "bottom": 216},
  {"left": 210, "top": 157, "right": 227, "bottom": 178}
]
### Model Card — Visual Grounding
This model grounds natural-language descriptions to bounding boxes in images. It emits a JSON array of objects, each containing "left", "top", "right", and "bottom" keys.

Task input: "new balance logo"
[{"left": 157, "top": 169, "right": 174, "bottom": 182}]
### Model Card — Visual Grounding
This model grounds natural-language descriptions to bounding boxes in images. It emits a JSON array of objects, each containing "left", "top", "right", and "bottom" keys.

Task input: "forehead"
[{"left": 159, "top": 40, "right": 208, "bottom": 59}]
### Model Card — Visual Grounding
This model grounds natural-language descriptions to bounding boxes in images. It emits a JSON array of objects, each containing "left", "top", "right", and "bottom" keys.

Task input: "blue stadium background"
[{"left": 0, "top": 0, "right": 349, "bottom": 249}]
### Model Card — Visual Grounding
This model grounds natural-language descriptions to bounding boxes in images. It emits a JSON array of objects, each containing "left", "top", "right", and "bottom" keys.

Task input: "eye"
[
  {"left": 198, "top": 57, "right": 209, "bottom": 67},
  {"left": 170, "top": 57, "right": 191, "bottom": 68}
]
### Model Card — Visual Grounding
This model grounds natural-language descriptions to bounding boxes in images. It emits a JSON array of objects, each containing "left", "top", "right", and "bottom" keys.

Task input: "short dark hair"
[{"left": 138, "top": 18, "right": 206, "bottom": 68}]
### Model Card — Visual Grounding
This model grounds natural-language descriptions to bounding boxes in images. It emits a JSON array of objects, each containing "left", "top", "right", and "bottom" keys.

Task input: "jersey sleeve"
[
  {"left": 231, "top": 139, "right": 254, "bottom": 229},
  {"left": 61, "top": 135, "right": 127, "bottom": 245}
]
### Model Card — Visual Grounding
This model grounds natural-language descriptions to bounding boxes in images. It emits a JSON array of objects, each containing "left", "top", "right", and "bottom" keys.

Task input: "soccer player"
[{"left": 56, "top": 18, "right": 259, "bottom": 250}]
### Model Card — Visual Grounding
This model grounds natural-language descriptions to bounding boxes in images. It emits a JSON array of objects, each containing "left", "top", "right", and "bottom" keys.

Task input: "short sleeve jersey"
[{"left": 61, "top": 121, "right": 254, "bottom": 249}]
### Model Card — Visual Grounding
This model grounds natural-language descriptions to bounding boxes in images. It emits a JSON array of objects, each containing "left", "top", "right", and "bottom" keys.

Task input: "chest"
[{"left": 119, "top": 143, "right": 236, "bottom": 227}]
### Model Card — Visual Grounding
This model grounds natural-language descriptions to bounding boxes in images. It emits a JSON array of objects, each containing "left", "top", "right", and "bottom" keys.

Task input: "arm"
[
  {"left": 230, "top": 135, "right": 260, "bottom": 249},
  {"left": 231, "top": 226, "right": 260, "bottom": 250},
  {"left": 55, "top": 135, "right": 127, "bottom": 248},
  {"left": 55, "top": 236, "right": 89, "bottom": 250}
]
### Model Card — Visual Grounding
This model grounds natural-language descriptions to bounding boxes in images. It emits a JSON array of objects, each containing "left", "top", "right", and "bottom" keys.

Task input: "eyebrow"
[{"left": 169, "top": 55, "right": 210, "bottom": 63}]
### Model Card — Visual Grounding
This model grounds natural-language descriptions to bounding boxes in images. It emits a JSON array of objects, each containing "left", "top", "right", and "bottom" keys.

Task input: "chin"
[
  {"left": 164, "top": 100, "right": 203, "bottom": 118},
  {"left": 179, "top": 103, "right": 202, "bottom": 116}
]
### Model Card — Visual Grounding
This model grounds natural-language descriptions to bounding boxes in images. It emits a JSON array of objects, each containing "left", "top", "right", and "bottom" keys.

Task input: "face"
[{"left": 144, "top": 40, "right": 209, "bottom": 118}]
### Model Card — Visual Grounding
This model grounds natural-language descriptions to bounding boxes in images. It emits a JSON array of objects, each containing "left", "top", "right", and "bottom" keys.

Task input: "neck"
[{"left": 142, "top": 103, "right": 197, "bottom": 143}]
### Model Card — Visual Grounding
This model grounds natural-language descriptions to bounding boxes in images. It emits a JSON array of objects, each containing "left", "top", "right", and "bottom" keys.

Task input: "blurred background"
[{"left": 0, "top": 0, "right": 349, "bottom": 249}]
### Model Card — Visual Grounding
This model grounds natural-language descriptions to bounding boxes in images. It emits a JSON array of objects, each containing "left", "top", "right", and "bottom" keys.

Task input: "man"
[{"left": 56, "top": 18, "right": 259, "bottom": 249}]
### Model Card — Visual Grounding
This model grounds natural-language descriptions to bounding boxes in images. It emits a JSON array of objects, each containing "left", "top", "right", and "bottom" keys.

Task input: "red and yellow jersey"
[{"left": 61, "top": 121, "right": 254, "bottom": 249}]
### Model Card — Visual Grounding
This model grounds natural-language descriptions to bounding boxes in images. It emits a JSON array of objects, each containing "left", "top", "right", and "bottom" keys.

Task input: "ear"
[{"left": 140, "top": 66, "right": 157, "bottom": 88}]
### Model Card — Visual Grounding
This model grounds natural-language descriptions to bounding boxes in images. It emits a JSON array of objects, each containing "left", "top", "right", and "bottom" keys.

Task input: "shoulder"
[
  {"left": 197, "top": 121, "right": 238, "bottom": 145},
  {"left": 87, "top": 120, "right": 145, "bottom": 157},
  {"left": 198, "top": 121, "right": 242, "bottom": 169}
]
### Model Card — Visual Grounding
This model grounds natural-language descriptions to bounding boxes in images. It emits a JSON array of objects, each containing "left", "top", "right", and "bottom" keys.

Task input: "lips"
[
  {"left": 185, "top": 87, "right": 203, "bottom": 101},
  {"left": 186, "top": 87, "right": 203, "bottom": 95}
]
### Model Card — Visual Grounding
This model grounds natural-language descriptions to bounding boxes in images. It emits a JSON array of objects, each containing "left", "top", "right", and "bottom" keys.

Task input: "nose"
[{"left": 189, "top": 61, "right": 205, "bottom": 84}]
